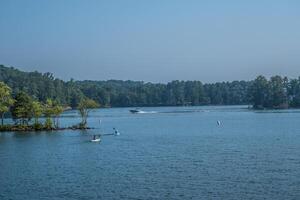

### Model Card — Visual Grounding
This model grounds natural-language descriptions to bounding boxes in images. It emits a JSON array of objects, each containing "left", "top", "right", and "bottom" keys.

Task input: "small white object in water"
[
  {"left": 113, "top": 128, "right": 120, "bottom": 136},
  {"left": 217, "top": 120, "right": 221, "bottom": 126},
  {"left": 91, "top": 138, "right": 101, "bottom": 142},
  {"left": 91, "top": 135, "right": 101, "bottom": 142}
]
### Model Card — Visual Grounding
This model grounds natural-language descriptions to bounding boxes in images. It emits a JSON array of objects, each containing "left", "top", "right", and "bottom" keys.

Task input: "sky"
[{"left": 0, "top": 0, "right": 300, "bottom": 83}]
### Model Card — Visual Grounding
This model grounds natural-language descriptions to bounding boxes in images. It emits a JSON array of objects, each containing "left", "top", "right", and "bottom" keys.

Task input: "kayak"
[{"left": 91, "top": 138, "right": 101, "bottom": 142}]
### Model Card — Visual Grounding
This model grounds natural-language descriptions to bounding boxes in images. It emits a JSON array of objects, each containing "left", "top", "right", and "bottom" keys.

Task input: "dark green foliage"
[
  {"left": 11, "top": 92, "right": 34, "bottom": 125},
  {"left": 0, "top": 82, "right": 14, "bottom": 125},
  {"left": 0, "top": 73, "right": 95, "bottom": 130},
  {"left": 288, "top": 78, "right": 300, "bottom": 107},
  {"left": 268, "top": 76, "right": 288, "bottom": 108},
  {"left": 33, "top": 122, "right": 44, "bottom": 131},
  {"left": 2, "top": 65, "right": 300, "bottom": 109},
  {"left": 249, "top": 75, "right": 291, "bottom": 109},
  {"left": 76, "top": 80, "right": 251, "bottom": 107},
  {"left": 249, "top": 76, "right": 270, "bottom": 109},
  {"left": 0, "top": 65, "right": 83, "bottom": 107},
  {"left": 73, "top": 76, "right": 300, "bottom": 109},
  {"left": 0, "top": 65, "right": 251, "bottom": 107}
]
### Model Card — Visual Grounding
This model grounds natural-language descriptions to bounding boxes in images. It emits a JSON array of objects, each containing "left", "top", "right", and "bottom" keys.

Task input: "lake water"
[{"left": 0, "top": 106, "right": 300, "bottom": 200}]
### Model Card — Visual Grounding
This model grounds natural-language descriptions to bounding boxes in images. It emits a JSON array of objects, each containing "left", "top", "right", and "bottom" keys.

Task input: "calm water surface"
[{"left": 0, "top": 106, "right": 300, "bottom": 200}]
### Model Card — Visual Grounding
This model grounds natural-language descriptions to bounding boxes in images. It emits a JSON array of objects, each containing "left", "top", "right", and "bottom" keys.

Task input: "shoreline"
[{"left": 0, "top": 125, "right": 93, "bottom": 132}]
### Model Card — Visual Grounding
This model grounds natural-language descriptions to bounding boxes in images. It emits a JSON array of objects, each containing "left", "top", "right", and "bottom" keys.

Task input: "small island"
[{"left": 0, "top": 82, "right": 99, "bottom": 132}]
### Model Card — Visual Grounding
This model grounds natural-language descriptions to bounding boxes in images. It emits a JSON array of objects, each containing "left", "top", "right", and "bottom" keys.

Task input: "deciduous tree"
[
  {"left": 78, "top": 99, "right": 99, "bottom": 128},
  {"left": 0, "top": 82, "right": 14, "bottom": 125}
]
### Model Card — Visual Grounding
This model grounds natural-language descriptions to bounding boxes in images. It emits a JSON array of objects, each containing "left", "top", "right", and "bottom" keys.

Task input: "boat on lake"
[
  {"left": 129, "top": 108, "right": 157, "bottom": 114},
  {"left": 129, "top": 108, "right": 142, "bottom": 114},
  {"left": 113, "top": 128, "right": 120, "bottom": 136},
  {"left": 91, "top": 135, "right": 101, "bottom": 142}
]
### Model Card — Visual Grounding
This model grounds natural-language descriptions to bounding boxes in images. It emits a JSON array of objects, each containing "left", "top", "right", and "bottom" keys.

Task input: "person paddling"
[{"left": 113, "top": 128, "right": 120, "bottom": 136}]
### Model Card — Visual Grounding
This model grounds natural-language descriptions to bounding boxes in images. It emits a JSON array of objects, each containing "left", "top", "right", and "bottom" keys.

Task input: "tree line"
[
  {"left": 1, "top": 65, "right": 300, "bottom": 110},
  {"left": 74, "top": 79, "right": 251, "bottom": 107},
  {"left": 249, "top": 75, "right": 300, "bottom": 109}
]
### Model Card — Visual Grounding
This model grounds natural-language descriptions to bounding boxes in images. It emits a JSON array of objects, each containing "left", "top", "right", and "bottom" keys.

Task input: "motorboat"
[{"left": 129, "top": 108, "right": 141, "bottom": 114}]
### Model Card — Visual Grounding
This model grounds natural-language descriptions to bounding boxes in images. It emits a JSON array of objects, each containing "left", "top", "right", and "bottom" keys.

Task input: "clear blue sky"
[{"left": 1, "top": 0, "right": 300, "bottom": 83}]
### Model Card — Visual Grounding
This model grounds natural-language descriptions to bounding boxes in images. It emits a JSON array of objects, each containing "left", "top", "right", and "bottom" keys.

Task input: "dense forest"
[{"left": 1, "top": 65, "right": 300, "bottom": 109}]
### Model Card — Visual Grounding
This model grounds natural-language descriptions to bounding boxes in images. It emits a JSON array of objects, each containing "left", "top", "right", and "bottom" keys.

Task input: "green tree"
[
  {"left": 43, "top": 99, "right": 64, "bottom": 129},
  {"left": 0, "top": 82, "right": 14, "bottom": 125},
  {"left": 43, "top": 99, "right": 54, "bottom": 129},
  {"left": 78, "top": 99, "right": 99, "bottom": 128},
  {"left": 31, "top": 101, "right": 43, "bottom": 125},
  {"left": 250, "top": 76, "right": 269, "bottom": 109},
  {"left": 288, "top": 78, "right": 300, "bottom": 107},
  {"left": 11, "top": 92, "right": 34, "bottom": 125},
  {"left": 269, "top": 76, "right": 288, "bottom": 108},
  {"left": 52, "top": 103, "right": 64, "bottom": 128}
]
